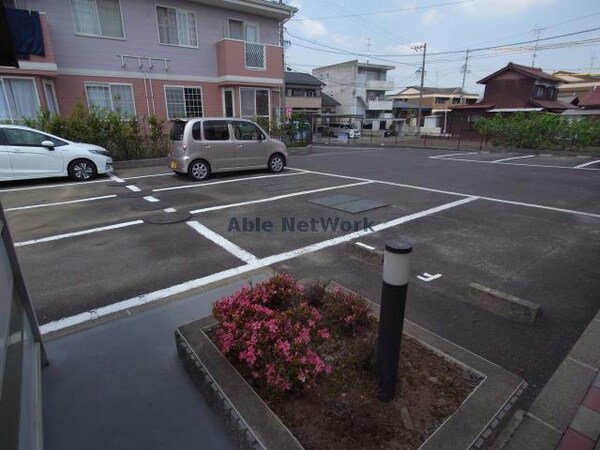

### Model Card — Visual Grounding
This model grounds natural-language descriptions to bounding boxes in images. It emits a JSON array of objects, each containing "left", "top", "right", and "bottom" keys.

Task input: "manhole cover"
[
  {"left": 118, "top": 190, "right": 151, "bottom": 198},
  {"left": 133, "top": 201, "right": 170, "bottom": 211},
  {"left": 145, "top": 211, "right": 191, "bottom": 224},
  {"left": 106, "top": 181, "right": 136, "bottom": 187}
]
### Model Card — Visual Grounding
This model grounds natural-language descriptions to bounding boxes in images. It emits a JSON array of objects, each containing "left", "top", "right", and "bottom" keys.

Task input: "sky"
[{"left": 283, "top": 0, "right": 600, "bottom": 96}]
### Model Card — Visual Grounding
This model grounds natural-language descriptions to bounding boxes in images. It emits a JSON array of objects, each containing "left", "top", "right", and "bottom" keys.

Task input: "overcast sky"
[{"left": 283, "top": 0, "right": 600, "bottom": 96}]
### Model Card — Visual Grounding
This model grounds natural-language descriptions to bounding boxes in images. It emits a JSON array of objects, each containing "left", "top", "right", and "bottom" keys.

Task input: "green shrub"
[
  {"left": 473, "top": 113, "right": 600, "bottom": 150},
  {"left": 24, "top": 102, "right": 168, "bottom": 161}
]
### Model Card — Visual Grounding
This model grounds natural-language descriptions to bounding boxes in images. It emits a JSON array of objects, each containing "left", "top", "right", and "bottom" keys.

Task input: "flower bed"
[{"left": 207, "top": 274, "right": 481, "bottom": 450}]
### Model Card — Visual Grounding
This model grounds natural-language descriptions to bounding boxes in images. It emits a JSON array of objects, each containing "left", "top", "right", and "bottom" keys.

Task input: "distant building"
[
  {"left": 284, "top": 71, "right": 324, "bottom": 116},
  {"left": 553, "top": 71, "right": 600, "bottom": 105},
  {"left": 321, "top": 92, "right": 340, "bottom": 114},
  {"left": 562, "top": 86, "right": 600, "bottom": 120},
  {"left": 390, "top": 86, "right": 478, "bottom": 115},
  {"left": 312, "top": 60, "right": 395, "bottom": 129},
  {"left": 448, "top": 62, "right": 576, "bottom": 136}
]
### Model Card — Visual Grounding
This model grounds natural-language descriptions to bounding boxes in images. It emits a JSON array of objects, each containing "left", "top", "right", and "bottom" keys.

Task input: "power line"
[{"left": 289, "top": 0, "right": 479, "bottom": 21}]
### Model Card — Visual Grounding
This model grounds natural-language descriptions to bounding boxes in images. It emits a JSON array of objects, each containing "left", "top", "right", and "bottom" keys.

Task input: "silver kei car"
[{"left": 168, "top": 118, "right": 288, "bottom": 181}]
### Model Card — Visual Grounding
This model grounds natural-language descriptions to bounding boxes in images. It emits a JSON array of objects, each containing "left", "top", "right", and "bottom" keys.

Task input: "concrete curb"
[
  {"left": 285, "top": 145, "right": 313, "bottom": 156},
  {"left": 344, "top": 241, "right": 383, "bottom": 265},
  {"left": 500, "top": 308, "right": 600, "bottom": 449},
  {"left": 465, "top": 283, "right": 541, "bottom": 324},
  {"left": 113, "top": 157, "right": 167, "bottom": 169}
]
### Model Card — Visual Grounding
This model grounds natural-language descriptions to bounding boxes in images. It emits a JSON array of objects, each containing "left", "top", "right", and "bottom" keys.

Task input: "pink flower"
[{"left": 318, "top": 328, "right": 330, "bottom": 339}]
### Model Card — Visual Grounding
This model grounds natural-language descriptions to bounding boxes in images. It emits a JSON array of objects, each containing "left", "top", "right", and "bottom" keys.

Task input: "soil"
[{"left": 209, "top": 322, "right": 481, "bottom": 450}]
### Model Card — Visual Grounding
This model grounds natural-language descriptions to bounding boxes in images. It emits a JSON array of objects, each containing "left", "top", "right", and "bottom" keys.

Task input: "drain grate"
[
  {"left": 309, "top": 195, "right": 389, "bottom": 214},
  {"left": 309, "top": 194, "right": 359, "bottom": 207},
  {"left": 331, "top": 199, "right": 388, "bottom": 214}
]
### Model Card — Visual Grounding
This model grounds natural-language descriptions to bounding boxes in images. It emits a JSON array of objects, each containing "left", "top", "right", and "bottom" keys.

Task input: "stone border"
[
  {"left": 465, "top": 283, "right": 541, "bottom": 324},
  {"left": 501, "top": 308, "right": 600, "bottom": 449},
  {"left": 176, "top": 283, "right": 526, "bottom": 450}
]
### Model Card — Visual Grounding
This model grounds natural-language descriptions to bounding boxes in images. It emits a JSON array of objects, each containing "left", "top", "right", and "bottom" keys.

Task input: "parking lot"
[{"left": 1, "top": 145, "right": 599, "bottom": 404}]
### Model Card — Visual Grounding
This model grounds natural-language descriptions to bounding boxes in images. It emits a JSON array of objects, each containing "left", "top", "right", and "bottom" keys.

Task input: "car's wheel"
[
  {"left": 188, "top": 159, "right": 210, "bottom": 181},
  {"left": 268, "top": 153, "right": 285, "bottom": 173},
  {"left": 68, "top": 159, "right": 97, "bottom": 182}
]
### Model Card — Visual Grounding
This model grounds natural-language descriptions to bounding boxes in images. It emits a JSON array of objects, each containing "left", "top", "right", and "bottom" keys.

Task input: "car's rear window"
[{"left": 169, "top": 121, "right": 186, "bottom": 141}]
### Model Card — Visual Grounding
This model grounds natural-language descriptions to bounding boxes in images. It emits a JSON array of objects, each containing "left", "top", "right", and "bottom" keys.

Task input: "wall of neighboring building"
[
  {"left": 25, "top": 0, "right": 280, "bottom": 78},
  {"left": 4, "top": 0, "right": 286, "bottom": 123},
  {"left": 313, "top": 62, "right": 358, "bottom": 117},
  {"left": 481, "top": 71, "right": 536, "bottom": 108}
]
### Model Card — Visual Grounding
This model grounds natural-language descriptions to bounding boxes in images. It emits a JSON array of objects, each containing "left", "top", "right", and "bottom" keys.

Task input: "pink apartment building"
[{"left": 0, "top": 0, "right": 296, "bottom": 124}]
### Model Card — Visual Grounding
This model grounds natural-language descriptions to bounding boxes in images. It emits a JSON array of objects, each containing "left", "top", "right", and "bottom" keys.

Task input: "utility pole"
[
  {"left": 460, "top": 48, "right": 470, "bottom": 104},
  {"left": 366, "top": 37, "right": 372, "bottom": 63},
  {"left": 589, "top": 52, "right": 597, "bottom": 75},
  {"left": 531, "top": 27, "right": 541, "bottom": 67},
  {"left": 412, "top": 43, "right": 427, "bottom": 137}
]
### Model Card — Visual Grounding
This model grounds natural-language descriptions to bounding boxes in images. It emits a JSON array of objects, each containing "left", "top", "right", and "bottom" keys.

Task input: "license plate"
[{"left": 171, "top": 161, "right": 178, "bottom": 169}]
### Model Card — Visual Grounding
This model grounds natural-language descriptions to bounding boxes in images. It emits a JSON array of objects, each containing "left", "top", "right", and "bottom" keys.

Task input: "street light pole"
[{"left": 413, "top": 43, "right": 427, "bottom": 138}]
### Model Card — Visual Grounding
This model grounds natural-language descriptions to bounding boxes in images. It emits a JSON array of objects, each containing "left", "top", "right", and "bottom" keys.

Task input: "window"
[
  {"left": 71, "top": 0, "right": 124, "bottom": 38},
  {"left": 0, "top": 77, "right": 40, "bottom": 123},
  {"left": 240, "top": 88, "right": 269, "bottom": 119},
  {"left": 85, "top": 83, "right": 135, "bottom": 118},
  {"left": 452, "top": 98, "right": 461, "bottom": 104},
  {"left": 43, "top": 80, "right": 59, "bottom": 114},
  {"left": 223, "top": 89, "right": 234, "bottom": 117},
  {"left": 232, "top": 121, "right": 262, "bottom": 141},
  {"left": 203, "top": 120, "right": 230, "bottom": 141},
  {"left": 165, "top": 86, "right": 203, "bottom": 119},
  {"left": 535, "top": 86, "right": 546, "bottom": 99},
  {"left": 3, "top": 128, "right": 65, "bottom": 147},
  {"left": 228, "top": 19, "right": 259, "bottom": 42},
  {"left": 435, "top": 97, "right": 449, "bottom": 104},
  {"left": 157, "top": 6, "right": 197, "bottom": 47}
]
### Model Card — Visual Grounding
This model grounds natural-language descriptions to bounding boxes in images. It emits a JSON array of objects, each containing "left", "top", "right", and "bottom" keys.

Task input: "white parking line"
[
  {"left": 429, "top": 152, "right": 477, "bottom": 159},
  {"left": 4, "top": 195, "right": 117, "bottom": 211},
  {"left": 574, "top": 159, "right": 600, "bottom": 169},
  {"left": 189, "top": 181, "right": 372, "bottom": 214},
  {"left": 187, "top": 221, "right": 258, "bottom": 264},
  {"left": 143, "top": 196, "right": 160, "bottom": 203},
  {"left": 14, "top": 220, "right": 144, "bottom": 247},
  {"left": 290, "top": 168, "right": 600, "bottom": 219},
  {"left": 40, "top": 196, "right": 477, "bottom": 334},
  {"left": 0, "top": 172, "right": 174, "bottom": 193},
  {"left": 427, "top": 156, "right": 600, "bottom": 171},
  {"left": 164, "top": 208, "right": 177, "bottom": 213},
  {"left": 491, "top": 155, "right": 535, "bottom": 163},
  {"left": 108, "top": 173, "right": 126, "bottom": 183},
  {"left": 126, "top": 185, "right": 142, "bottom": 192},
  {"left": 152, "top": 172, "right": 304, "bottom": 192}
]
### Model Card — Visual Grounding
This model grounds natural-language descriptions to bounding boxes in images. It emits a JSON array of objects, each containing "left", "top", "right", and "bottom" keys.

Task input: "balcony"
[
  {"left": 366, "top": 79, "right": 394, "bottom": 90},
  {"left": 216, "top": 39, "right": 283, "bottom": 81},
  {"left": 368, "top": 100, "right": 394, "bottom": 110}
]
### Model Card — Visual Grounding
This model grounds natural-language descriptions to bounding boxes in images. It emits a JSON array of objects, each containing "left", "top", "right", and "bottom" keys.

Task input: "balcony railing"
[{"left": 245, "top": 43, "right": 265, "bottom": 69}]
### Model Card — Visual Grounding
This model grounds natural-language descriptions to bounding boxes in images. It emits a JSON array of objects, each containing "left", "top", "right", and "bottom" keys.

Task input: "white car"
[{"left": 0, "top": 125, "right": 113, "bottom": 182}]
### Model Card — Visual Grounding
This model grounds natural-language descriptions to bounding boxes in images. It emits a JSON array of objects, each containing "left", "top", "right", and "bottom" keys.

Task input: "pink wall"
[
  {"left": 216, "top": 40, "right": 283, "bottom": 79},
  {"left": 54, "top": 75, "right": 282, "bottom": 122}
]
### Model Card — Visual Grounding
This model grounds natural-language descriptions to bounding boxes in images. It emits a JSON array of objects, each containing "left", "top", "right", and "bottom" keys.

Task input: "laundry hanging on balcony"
[{"left": 5, "top": 8, "right": 45, "bottom": 59}]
